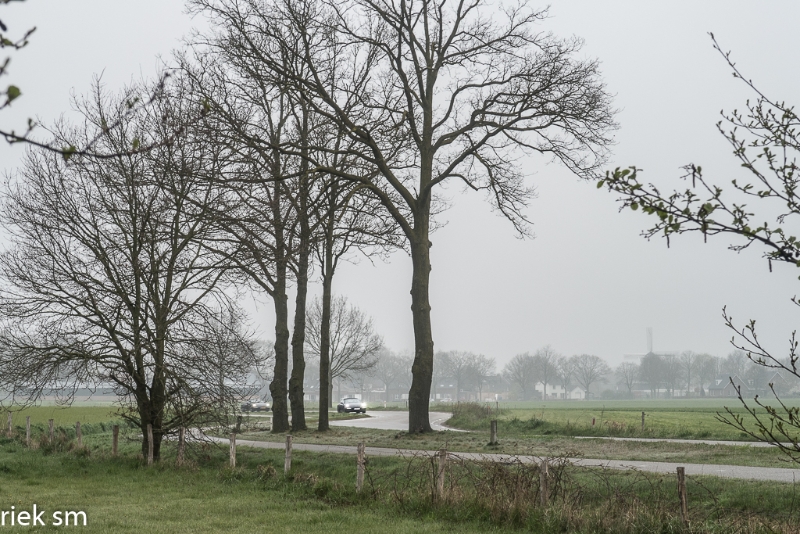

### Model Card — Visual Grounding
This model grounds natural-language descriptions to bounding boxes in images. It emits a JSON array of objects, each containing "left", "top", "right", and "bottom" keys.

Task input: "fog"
[{"left": 2, "top": 0, "right": 799, "bottom": 372}]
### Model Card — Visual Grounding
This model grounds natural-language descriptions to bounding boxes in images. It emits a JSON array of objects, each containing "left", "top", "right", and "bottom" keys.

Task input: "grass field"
[
  {"left": 442, "top": 397, "right": 800, "bottom": 441},
  {"left": 1, "top": 419, "right": 800, "bottom": 532}
]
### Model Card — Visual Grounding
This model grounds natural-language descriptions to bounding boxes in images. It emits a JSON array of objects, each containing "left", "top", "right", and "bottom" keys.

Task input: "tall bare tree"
[
  {"left": 372, "top": 348, "right": 407, "bottom": 403},
  {"left": 470, "top": 354, "right": 496, "bottom": 401},
  {"left": 306, "top": 294, "right": 383, "bottom": 413},
  {"left": 571, "top": 354, "right": 610, "bottom": 399},
  {"left": 503, "top": 352, "right": 537, "bottom": 401},
  {"left": 615, "top": 362, "right": 638, "bottom": 397},
  {"left": 312, "top": 151, "right": 399, "bottom": 429},
  {"left": 534, "top": 346, "right": 559, "bottom": 399},
  {"left": 191, "top": 0, "right": 616, "bottom": 431},
  {"left": 0, "top": 80, "right": 236, "bottom": 459},
  {"left": 180, "top": 37, "right": 318, "bottom": 432},
  {"left": 680, "top": 351, "right": 697, "bottom": 396},
  {"left": 556, "top": 355, "right": 575, "bottom": 400}
]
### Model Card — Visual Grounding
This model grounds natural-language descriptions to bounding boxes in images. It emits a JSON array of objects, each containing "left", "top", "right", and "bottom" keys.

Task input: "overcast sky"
[{"left": 2, "top": 1, "right": 799, "bottom": 369}]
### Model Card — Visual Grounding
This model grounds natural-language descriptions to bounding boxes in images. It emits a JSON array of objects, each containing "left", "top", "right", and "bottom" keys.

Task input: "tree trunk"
[
  {"left": 289, "top": 243, "right": 309, "bottom": 431},
  {"left": 407, "top": 225, "right": 434, "bottom": 433},
  {"left": 269, "top": 146, "right": 291, "bottom": 433},
  {"left": 318, "top": 179, "right": 336, "bottom": 431},
  {"left": 270, "top": 269, "right": 291, "bottom": 433},
  {"left": 318, "top": 268, "right": 333, "bottom": 430},
  {"left": 289, "top": 105, "right": 310, "bottom": 432}
]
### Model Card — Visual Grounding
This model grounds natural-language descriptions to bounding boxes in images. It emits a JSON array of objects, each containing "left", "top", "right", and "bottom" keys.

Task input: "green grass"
[
  {"left": 0, "top": 405, "right": 121, "bottom": 427},
  {"left": 1, "top": 427, "right": 800, "bottom": 532},
  {"left": 0, "top": 434, "right": 499, "bottom": 533},
  {"left": 446, "top": 398, "right": 800, "bottom": 441}
]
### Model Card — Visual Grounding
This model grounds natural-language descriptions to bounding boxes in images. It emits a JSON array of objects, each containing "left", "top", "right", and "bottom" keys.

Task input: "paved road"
[
  {"left": 575, "top": 436, "right": 783, "bottom": 448},
  {"left": 225, "top": 412, "right": 800, "bottom": 482},
  {"left": 329, "top": 410, "right": 458, "bottom": 432},
  {"left": 219, "top": 437, "right": 800, "bottom": 483}
]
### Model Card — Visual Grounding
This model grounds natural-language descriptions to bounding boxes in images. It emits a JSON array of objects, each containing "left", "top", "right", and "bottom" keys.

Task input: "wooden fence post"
[
  {"left": 236, "top": 415, "right": 242, "bottom": 433},
  {"left": 641, "top": 411, "right": 645, "bottom": 432},
  {"left": 177, "top": 427, "right": 185, "bottom": 465},
  {"left": 539, "top": 459, "right": 549, "bottom": 507},
  {"left": 229, "top": 433, "right": 236, "bottom": 468},
  {"left": 677, "top": 466, "right": 689, "bottom": 526},
  {"left": 25, "top": 416, "right": 30, "bottom": 447},
  {"left": 490, "top": 420, "right": 498, "bottom": 445},
  {"left": 356, "top": 442, "right": 366, "bottom": 492},
  {"left": 76, "top": 421, "right": 82, "bottom": 446},
  {"left": 6, "top": 412, "right": 11, "bottom": 435},
  {"left": 48, "top": 419, "right": 54, "bottom": 442},
  {"left": 284, "top": 435, "right": 293, "bottom": 475},
  {"left": 436, "top": 449, "right": 447, "bottom": 500},
  {"left": 112, "top": 425, "right": 119, "bottom": 456},
  {"left": 147, "top": 424, "right": 154, "bottom": 466}
]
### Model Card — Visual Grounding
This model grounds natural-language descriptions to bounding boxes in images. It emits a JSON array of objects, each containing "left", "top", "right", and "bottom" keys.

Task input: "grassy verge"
[
  {"left": 236, "top": 425, "right": 800, "bottom": 469},
  {"left": 1, "top": 429, "right": 800, "bottom": 532},
  {"left": 445, "top": 400, "right": 800, "bottom": 441}
]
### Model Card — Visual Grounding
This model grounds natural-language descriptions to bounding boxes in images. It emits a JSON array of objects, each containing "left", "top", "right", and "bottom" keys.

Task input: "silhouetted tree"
[{"left": 191, "top": 0, "right": 617, "bottom": 431}]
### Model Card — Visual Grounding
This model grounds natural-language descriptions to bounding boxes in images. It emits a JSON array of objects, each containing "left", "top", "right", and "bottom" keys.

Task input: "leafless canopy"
[
  {"left": 306, "top": 295, "right": 383, "bottom": 385},
  {"left": 190, "top": 0, "right": 616, "bottom": 431},
  {"left": 0, "top": 80, "right": 247, "bottom": 459}
]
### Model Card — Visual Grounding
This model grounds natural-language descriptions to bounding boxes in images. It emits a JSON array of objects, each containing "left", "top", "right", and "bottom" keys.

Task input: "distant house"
[
  {"left": 707, "top": 375, "right": 749, "bottom": 398},
  {"left": 706, "top": 373, "right": 789, "bottom": 398}
]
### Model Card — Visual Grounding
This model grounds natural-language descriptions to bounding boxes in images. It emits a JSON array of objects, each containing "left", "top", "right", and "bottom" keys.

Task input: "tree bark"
[
  {"left": 317, "top": 178, "right": 337, "bottom": 430},
  {"left": 318, "top": 265, "right": 333, "bottom": 430},
  {"left": 289, "top": 244, "right": 309, "bottom": 431},
  {"left": 289, "top": 107, "right": 311, "bottom": 432},
  {"left": 407, "top": 212, "right": 434, "bottom": 433},
  {"left": 270, "top": 262, "right": 291, "bottom": 432}
]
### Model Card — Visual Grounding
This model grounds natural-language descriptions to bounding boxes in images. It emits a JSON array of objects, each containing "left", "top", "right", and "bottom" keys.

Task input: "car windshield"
[{"left": 343, "top": 398, "right": 360, "bottom": 403}]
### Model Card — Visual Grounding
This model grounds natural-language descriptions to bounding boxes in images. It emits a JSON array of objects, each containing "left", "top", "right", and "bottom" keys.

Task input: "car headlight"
[{"left": 361, "top": 403, "right": 366, "bottom": 408}]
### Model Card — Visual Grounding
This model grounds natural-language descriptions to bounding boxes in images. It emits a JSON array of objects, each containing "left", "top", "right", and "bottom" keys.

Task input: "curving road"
[
  {"left": 329, "top": 410, "right": 458, "bottom": 432},
  {"left": 228, "top": 411, "right": 800, "bottom": 482}
]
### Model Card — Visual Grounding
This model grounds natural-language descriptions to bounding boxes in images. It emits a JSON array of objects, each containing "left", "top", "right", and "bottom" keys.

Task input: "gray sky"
[{"left": 2, "top": 1, "right": 799, "bottom": 368}]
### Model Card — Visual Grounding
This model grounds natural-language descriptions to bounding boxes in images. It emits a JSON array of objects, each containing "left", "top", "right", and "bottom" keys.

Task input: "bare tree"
[
  {"left": 615, "top": 362, "right": 639, "bottom": 397},
  {"left": 0, "top": 81, "right": 236, "bottom": 459},
  {"left": 662, "top": 353, "right": 681, "bottom": 397},
  {"left": 184, "top": 304, "right": 260, "bottom": 427},
  {"left": 439, "top": 351, "right": 479, "bottom": 402},
  {"left": 695, "top": 353, "right": 719, "bottom": 396},
  {"left": 306, "top": 295, "right": 383, "bottom": 410},
  {"left": 724, "top": 349, "right": 748, "bottom": 379},
  {"left": 372, "top": 348, "right": 407, "bottom": 403},
  {"left": 179, "top": 44, "right": 312, "bottom": 432},
  {"left": 191, "top": 0, "right": 617, "bottom": 431},
  {"left": 534, "top": 346, "right": 559, "bottom": 399},
  {"left": 469, "top": 354, "right": 496, "bottom": 402},
  {"left": 312, "top": 147, "right": 400, "bottom": 429},
  {"left": 503, "top": 353, "right": 537, "bottom": 400},
  {"left": 680, "top": 351, "right": 697, "bottom": 396},
  {"left": 555, "top": 356, "right": 575, "bottom": 400},
  {"left": 571, "top": 354, "right": 611, "bottom": 399}
]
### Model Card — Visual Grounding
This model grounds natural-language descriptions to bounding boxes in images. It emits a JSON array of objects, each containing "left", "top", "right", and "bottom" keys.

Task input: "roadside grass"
[
  {"left": 446, "top": 398, "right": 800, "bottom": 441},
  {"left": 236, "top": 425, "right": 800, "bottom": 469},
  {"left": 1, "top": 429, "right": 800, "bottom": 532},
  {"left": 0, "top": 405, "right": 120, "bottom": 427},
  {"left": 0, "top": 436, "right": 497, "bottom": 533}
]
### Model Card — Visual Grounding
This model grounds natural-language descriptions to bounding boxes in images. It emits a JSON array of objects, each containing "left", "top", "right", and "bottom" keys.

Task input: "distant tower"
[{"left": 646, "top": 327, "right": 653, "bottom": 353}]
